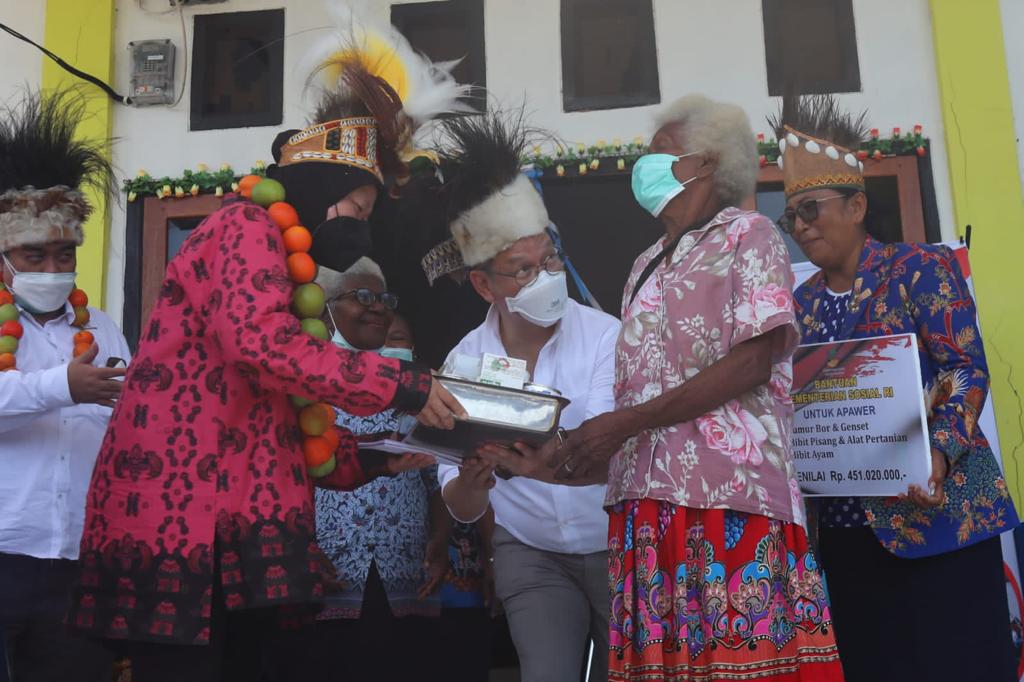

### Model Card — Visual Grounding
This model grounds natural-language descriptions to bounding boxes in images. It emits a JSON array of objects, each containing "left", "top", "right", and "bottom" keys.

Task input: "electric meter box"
[{"left": 129, "top": 39, "right": 175, "bottom": 106}]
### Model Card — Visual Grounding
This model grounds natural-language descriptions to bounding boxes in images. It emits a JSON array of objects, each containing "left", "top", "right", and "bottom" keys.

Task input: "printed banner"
[{"left": 791, "top": 333, "right": 932, "bottom": 496}]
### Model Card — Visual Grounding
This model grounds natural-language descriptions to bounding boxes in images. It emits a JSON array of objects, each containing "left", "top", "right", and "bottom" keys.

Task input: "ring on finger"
[
  {"left": 556, "top": 427, "right": 568, "bottom": 448},
  {"left": 562, "top": 460, "right": 574, "bottom": 473}
]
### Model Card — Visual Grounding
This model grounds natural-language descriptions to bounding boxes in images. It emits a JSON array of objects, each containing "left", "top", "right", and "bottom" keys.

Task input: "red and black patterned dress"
[{"left": 68, "top": 199, "right": 430, "bottom": 645}]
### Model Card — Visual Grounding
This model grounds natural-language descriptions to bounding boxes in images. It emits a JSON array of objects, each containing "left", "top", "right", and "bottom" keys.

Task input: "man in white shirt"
[
  {"left": 0, "top": 89, "right": 130, "bottom": 681},
  {"left": 424, "top": 114, "right": 620, "bottom": 682}
]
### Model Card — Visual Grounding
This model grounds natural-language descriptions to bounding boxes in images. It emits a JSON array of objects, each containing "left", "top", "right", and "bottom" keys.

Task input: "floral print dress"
[{"left": 608, "top": 209, "right": 843, "bottom": 681}]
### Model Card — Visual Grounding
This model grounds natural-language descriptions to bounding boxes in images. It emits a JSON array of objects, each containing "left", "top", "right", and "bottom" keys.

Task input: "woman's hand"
[
  {"left": 417, "top": 379, "right": 467, "bottom": 430},
  {"left": 476, "top": 441, "right": 558, "bottom": 483},
  {"left": 460, "top": 457, "right": 497, "bottom": 491},
  {"left": 385, "top": 452, "right": 435, "bottom": 475},
  {"left": 547, "top": 411, "right": 636, "bottom": 482},
  {"left": 903, "top": 449, "right": 948, "bottom": 508}
]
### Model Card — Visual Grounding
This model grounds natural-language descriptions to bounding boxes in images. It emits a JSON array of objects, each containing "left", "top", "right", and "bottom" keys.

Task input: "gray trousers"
[{"left": 492, "top": 526, "right": 609, "bottom": 682}]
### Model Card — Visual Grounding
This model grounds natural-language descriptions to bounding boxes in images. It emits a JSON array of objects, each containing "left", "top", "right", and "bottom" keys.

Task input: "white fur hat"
[
  {"left": 450, "top": 174, "right": 548, "bottom": 267},
  {"left": 435, "top": 113, "right": 550, "bottom": 267},
  {"left": 0, "top": 187, "right": 88, "bottom": 252}
]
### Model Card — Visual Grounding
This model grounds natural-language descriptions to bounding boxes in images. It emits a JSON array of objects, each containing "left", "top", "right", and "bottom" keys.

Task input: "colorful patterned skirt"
[{"left": 608, "top": 499, "right": 844, "bottom": 681}]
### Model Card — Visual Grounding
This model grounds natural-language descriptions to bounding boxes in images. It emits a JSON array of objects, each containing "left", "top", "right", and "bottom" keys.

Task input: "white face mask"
[
  {"left": 3, "top": 255, "right": 76, "bottom": 315},
  {"left": 505, "top": 270, "right": 568, "bottom": 328}
]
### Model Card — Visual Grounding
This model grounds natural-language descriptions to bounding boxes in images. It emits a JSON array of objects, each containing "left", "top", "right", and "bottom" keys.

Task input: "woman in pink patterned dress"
[
  {"left": 67, "top": 62, "right": 464, "bottom": 680},
  {"left": 525, "top": 95, "right": 844, "bottom": 681}
]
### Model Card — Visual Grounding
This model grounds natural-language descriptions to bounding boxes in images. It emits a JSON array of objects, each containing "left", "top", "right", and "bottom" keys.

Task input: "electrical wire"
[
  {"left": 168, "top": 2, "right": 189, "bottom": 108},
  {"left": 0, "top": 21, "right": 133, "bottom": 105}
]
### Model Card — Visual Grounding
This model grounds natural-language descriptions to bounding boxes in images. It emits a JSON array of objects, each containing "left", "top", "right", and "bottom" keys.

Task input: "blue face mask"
[
  {"left": 378, "top": 346, "right": 414, "bottom": 362},
  {"left": 327, "top": 305, "right": 413, "bottom": 361},
  {"left": 631, "top": 152, "right": 701, "bottom": 217}
]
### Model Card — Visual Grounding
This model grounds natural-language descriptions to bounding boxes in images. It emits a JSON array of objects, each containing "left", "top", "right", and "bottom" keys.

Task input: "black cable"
[{"left": 0, "top": 21, "right": 133, "bottom": 105}]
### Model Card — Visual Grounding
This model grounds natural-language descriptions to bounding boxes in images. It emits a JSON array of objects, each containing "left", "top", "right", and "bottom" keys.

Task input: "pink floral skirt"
[{"left": 608, "top": 500, "right": 844, "bottom": 681}]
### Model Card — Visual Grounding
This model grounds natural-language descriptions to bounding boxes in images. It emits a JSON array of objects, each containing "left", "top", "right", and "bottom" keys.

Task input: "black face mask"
[{"left": 309, "top": 216, "right": 372, "bottom": 273}]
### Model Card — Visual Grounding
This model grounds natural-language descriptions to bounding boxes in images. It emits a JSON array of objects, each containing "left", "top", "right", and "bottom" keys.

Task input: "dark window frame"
[
  {"left": 122, "top": 195, "right": 224, "bottom": 350},
  {"left": 390, "top": 0, "right": 487, "bottom": 111},
  {"left": 190, "top": 8, "right": 285, "bottom": 131},
  {"left": 560, "top": 0, "right": 661, "bottom": 112},
  {"left": 762, "top": 0, "right": 861, "bottom": 95}
]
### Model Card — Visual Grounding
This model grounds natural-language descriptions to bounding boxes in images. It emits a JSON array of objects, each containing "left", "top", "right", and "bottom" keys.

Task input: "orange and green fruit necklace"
[
  {"left": 240, "top": 174, "right": 345, "bottom": 479},
  {"left": 0, "top": 284, "right": 94, "bottom": 372}
]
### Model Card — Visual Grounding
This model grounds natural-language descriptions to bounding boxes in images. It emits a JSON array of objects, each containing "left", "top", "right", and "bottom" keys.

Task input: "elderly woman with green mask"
[
  {"left": 485, "top": 95, "right": 844, "bottom": 681},
  {"left": 302, "top": 257, "right": 451, "bottom": 680}
]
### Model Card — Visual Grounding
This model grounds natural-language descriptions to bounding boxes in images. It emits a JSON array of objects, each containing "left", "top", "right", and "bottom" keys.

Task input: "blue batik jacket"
[{"left": 795, "top": 237, "right": 1018, "bottom": 558}]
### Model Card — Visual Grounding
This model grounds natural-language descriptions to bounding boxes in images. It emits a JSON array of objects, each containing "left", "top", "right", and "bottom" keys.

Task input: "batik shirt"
[
  {"left": 795, "top": 237, "right": 1019, "bottom": 558},
  {"left": 315, "top": 409, "right": 441, "bottom": 619},
  {"left": 607, "top": 208, "right": 804, "bottom": 525}
]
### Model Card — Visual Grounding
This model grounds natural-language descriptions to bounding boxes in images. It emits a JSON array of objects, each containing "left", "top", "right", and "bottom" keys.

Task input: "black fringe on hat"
[
  {"left": 435, "top": 110, "right": 533, "bottom": 221},
  {"left": 0, "top": 88, "right": 114, "bottom": 197},
  {"left": 768, "top": 94, "right": 870, "bottom": 150}
]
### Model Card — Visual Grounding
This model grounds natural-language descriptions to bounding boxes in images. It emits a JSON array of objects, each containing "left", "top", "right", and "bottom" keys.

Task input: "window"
[
  {"left": 190, "top": 9, "right": 284, "bottom": 131},
  {"left": 560, "top": 0, "right": 660, "bottom": 112},
  {"left": 122, "top": 195, "right": 223, "bottom": 349},
  {"left": 762, "top": 0, "right": 861, "bottom": 95},
  {"left": 391, "top": 0, "right": 486, "bottom": 111}
]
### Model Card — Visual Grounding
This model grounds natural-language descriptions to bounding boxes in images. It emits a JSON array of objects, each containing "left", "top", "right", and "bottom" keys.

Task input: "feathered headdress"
[
  {"left": 0, "top": 88, "right": 114, "bottom": 252},
  {"left": 267, "top": 1, "right": 472, "bottom": 266},
  {"left": 303, "top": 1, "right": 473, "bottom": 130},
  {"left": 289, "top": 0, "right": 473, "bottom": 178},
  {"left": 767, "top": 94, "right": 870, "bottom": 199},
  {"left": 429, "top": 112, "right": 549, "bottom": 273}
]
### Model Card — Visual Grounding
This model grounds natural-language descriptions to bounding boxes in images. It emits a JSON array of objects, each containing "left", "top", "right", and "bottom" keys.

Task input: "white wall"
[
  {"left": 97, "top": 0, "right": 953, "bottom": 322},
  {"left": 1001, "top": 0, "right": 1024, "bottom": 193},
  {"left": 0, "top": 0, "right": 46, "bottom": 103}
]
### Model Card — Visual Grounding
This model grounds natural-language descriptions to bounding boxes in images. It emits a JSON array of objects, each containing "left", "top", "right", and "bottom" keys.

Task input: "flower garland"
[
  {"left": 0, "top": 284, "right": 94, "bottom": 371},
  {"left": 241, "top": 174, "right": 343, "bottom": 479},
  {"left": 123, "top": 162, "right": 268, "bottom": 202},
  {"left": 521, "top": 126, "right": 930, "bottom": 179}
]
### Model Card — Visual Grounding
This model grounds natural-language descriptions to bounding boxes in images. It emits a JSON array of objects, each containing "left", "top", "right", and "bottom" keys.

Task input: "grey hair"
[
  {"left": 654, "top": 94, "right": 758, "bottom": 207},
  {"left": 315, "top": 256, "right": 386, "bottom": 301}
]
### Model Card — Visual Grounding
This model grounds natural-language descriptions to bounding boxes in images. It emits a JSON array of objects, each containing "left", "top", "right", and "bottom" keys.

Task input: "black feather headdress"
[
  {"left": 0, "top": 88, "right": 114, "bottom": 199},
  {"left": 767, "top": 94, "right": 869, "bottom": 150},
  {"left": 432, "top": 111, "right": 550, "bottom": 268},
  {"left": 767, "top": 94, "right": 870, "bottom": 199},
  {"left": 0, "top": 88, "right": 115, "bottom": 251}
]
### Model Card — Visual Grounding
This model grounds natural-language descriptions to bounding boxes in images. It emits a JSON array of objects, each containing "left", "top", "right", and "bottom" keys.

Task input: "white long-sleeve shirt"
[
  {"left": 0, "top": 303, "right": 131, "bottom": 559},
  {"left": 438, "top": 300, "right": 620, "bottom": 555}
]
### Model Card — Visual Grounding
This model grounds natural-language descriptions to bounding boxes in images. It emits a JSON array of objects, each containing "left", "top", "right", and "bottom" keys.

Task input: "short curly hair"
[{"left": 654, "top": 94, "right": 757, "bottom": 208}]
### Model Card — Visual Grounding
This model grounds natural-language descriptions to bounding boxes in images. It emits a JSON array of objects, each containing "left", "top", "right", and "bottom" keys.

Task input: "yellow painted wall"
[
  {"left": 930, "top": 0, "right": 1024, "bottom": 501},
  {"left": 41, "top": 0, "right": 116, "bottom": 307}
]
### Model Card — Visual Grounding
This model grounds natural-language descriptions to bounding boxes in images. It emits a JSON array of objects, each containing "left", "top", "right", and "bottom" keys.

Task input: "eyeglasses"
[
  {"left": 485, "top": 252, "right": 565, "bottom": 288},
  {"left": 776, "top": 195, "right": 847, "bottom": 234},
  {"left": 338, "top": 288, "right": 399, "bottom": 311}
]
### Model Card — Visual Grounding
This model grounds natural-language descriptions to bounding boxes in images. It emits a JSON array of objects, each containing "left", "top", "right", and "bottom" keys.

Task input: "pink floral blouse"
[{"left": 606, "top": 208, "right": 804, "bottom": 524}]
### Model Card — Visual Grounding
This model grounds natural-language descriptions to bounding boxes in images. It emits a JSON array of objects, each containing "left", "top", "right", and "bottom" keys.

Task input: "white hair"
[
  {"left": 655, "top": 94, "right": 758, "bottom": 207},
  {"left": 315, "top": 256, "right": 386, "bottom": 301}
]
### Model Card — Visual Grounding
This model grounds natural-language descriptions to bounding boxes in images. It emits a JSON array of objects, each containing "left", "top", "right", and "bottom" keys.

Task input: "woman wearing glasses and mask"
[
  {"left": 297, "top": 257, "right": 452, "bottom": 681},
  {"left": 774, "top": 95, "right": 1018, "bottom": 682},
  {"left": 483, "top": 95, "right": 843, "bottom": 681}
]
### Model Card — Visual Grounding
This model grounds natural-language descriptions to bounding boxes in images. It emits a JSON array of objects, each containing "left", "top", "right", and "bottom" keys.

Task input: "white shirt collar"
[{"left": 16, "top": 301, "right": 76, "bottom": 328}]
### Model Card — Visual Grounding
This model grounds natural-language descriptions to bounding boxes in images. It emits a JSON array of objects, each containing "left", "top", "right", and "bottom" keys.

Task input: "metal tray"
[{"left": 404, "top": 375, "right": 570, "bottom": 459}]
